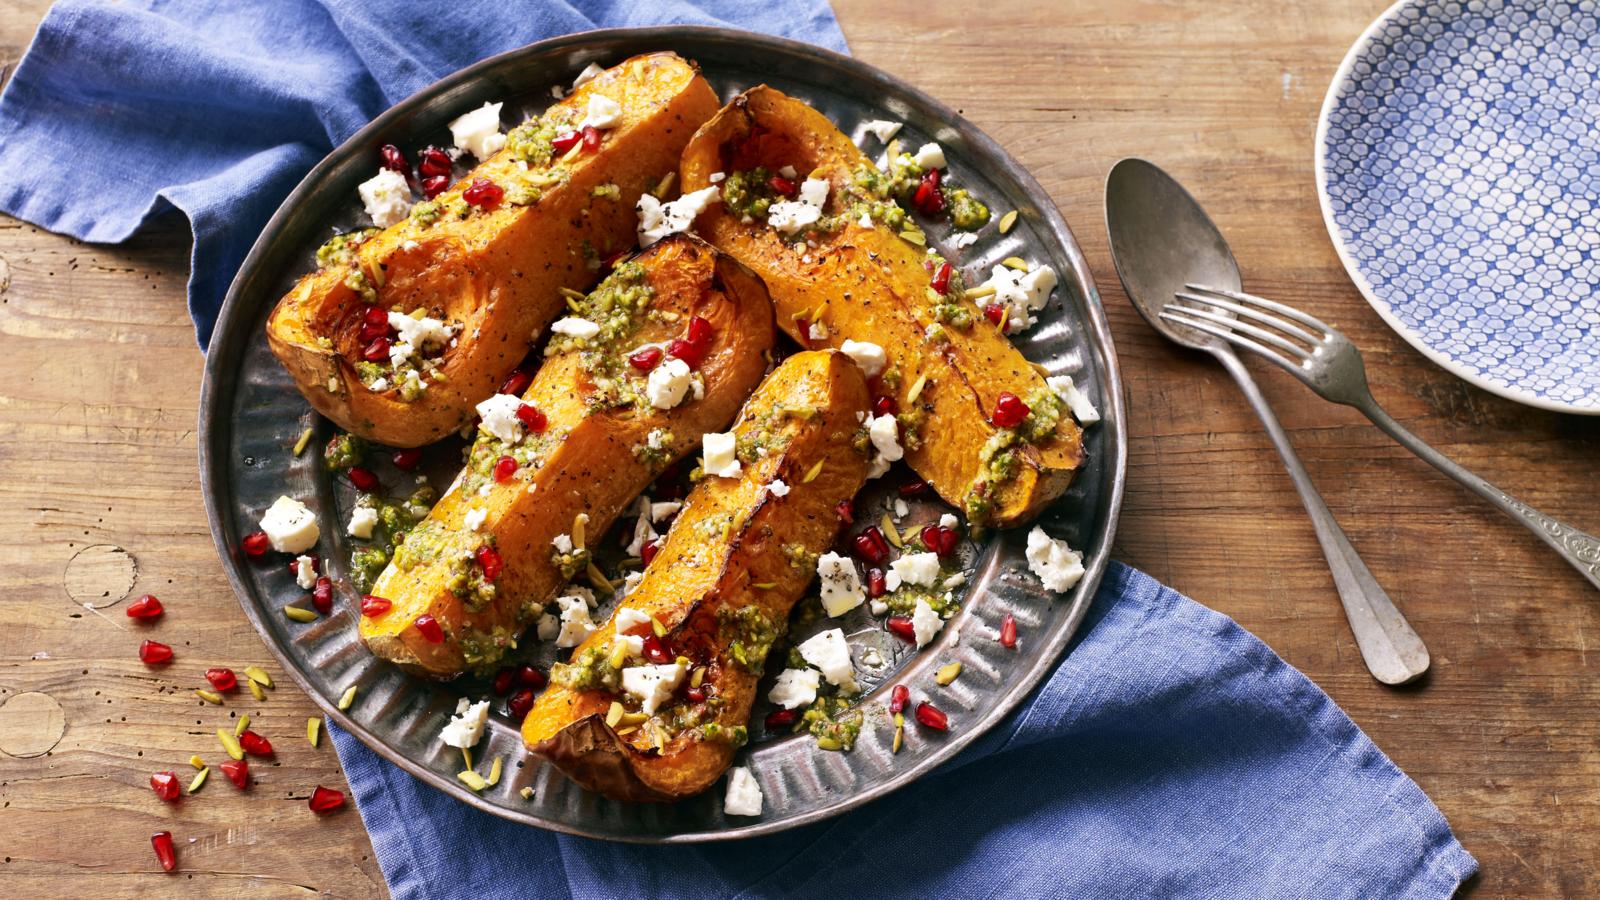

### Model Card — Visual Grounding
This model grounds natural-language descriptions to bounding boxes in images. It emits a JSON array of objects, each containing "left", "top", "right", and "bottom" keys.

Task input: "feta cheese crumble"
[
  {"left": 550, "top": 316, "right": 601, "bottom": 339},
  {"left": 448, "top": 102, "right": 506, "bottom": 160},
  {"left": 1048, "top": 374, "right": 1101, "bottom": 425},
  {"left": 798, "top": 628, "right": 856, "bottom": 690},
  {"left": 724, "top": 766, "right": 763, "bottom": 817},
  {"left": 621, "top": 661, "right": 687, "bottom": 715},
  {"left": 864, "top": 412, "right": 904, "bottom": 479},
  {"left": 807, "top": 320, "right": 829, "bottom": 342},
  {"left": 702, "top": 431, "right": 741, "bottom": 478},
  {"left": 646, "top": 357, "right": 693, "bottom": 409},
  {"left": 939, "top": 513, "right": 959, "bottom": 531},
  {"left": 912, "top": 142, "right": 947, "bottom": 170},
  {"left": 613, "top": 606, "right": 652, "bottom": 633},
  {"left": 388, "top": 311, "right": 454, "bottom": 352},
  {"left": 636, "top": 186, "right": 720, "bottom": 247},
  {"left": 572, "top": 61, "right": 605, "bottom": 88},
  {"left": 767, "top": 177, "right": 830, "bottom": 235},
  {"left": 816, "top": 551, "right": 866, "bottom": 617},
  {"left": 358, "top": 168, "right": 412, "bottom": 228},
  {"left": 767, "top": 479, "right": 790, "bottom": 498},
  {"left": 768, "top": 667, "right": 821, "bottom": 709},
  {"left": 887, "top": 551, "right": 941, "bottom": 593},
  {"left": 579, "top": 94, "right": 623, "bottom": 130},
  {"left": 1026, "top": 526, "right": 1086, "bottom": 592},
  {"left": 463, "top": 507, "right": 488, "bottom": 532},
  {"left": 650, "top": 501, "right": 683, "bottom": 522},
  {"left": 438, "top": 698, "right": 490, "bottom": 748},
  {"left": 981, "top": 263, "right": 1059, "bottom": 334},
  {"left": 840, "top": 339, "right": 886, "bottom": 378},
  {"left": 347, "top": 503, "right": 378, "bottom": 539},
  {"left": 294, "top": 555, "right": 317, "bottom": 590},
  {"left": 537, "top": 612, "right": 560, "bottom": 641},
  {"left": 551, "top": 533, "right": 574, "bottom": 555},
  {"left": 260, "top": 496, "right": 319, "bottom": 553},
  {"left": 555, "top": 590, "right": 597, "bottom": 648},
  {"left": 475, "top": 393, "right": 526, "bottom": 444},
  {"left": 861, "top": 119, "right": 903, "bottom": 143},
  {"left": 910, "top": 597, "right": 945, "bottom": 648}
]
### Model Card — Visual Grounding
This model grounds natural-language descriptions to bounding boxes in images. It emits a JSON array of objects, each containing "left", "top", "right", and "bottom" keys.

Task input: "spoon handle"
[
  {"left": 1215, "top": 350, "right": 1431, "bottom": 685},
  {"left": 1354, "top": 399, "right": 1600, "bottom": 592}
]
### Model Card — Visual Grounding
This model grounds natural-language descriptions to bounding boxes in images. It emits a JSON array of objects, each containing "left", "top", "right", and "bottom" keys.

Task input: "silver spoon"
[{"left": 1104, "top": 157, "right": 1429, "bottom": 685}]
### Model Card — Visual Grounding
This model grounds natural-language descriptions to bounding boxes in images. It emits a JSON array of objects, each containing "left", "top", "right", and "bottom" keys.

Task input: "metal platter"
[{"left": 199, "top": 26, "right": 1125, "bottom": 842}]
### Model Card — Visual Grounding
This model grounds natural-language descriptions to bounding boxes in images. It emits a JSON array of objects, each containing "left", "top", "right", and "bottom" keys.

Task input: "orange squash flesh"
[
  {"left": 267, "top": 52, "right": 719, "bottom": 447},
  {"left": 359, "top": 235, "right": 774, "bottom": 678},
  {"left": 679, "top": 85, "right": 1083, "bottom": 526},
  {"left": 523, "top": 349, "right": 871, "bottom": 802}
]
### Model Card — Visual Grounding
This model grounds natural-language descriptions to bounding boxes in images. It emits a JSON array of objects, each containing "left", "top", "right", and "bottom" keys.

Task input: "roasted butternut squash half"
[
  {"left": 679, "top": 86, "right": 1083, "bottom": 526},
  {"left": 267, "top": 52, "right": 719, "bottom": 447},
  {"left": 524, "top": 349, "right": 871, "bottom": 802},
  {"left": 358, "top": 234, "right": 774, "bottom": 677}
]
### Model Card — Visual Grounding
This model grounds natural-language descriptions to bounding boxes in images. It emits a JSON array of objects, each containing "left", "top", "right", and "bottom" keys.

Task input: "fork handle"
[
  {"left": 1356, "top": 400, "right": 1600, "bottom": 592},
  {"left": 1217, "top": 350, "right": 1431, "bottom": 684}
]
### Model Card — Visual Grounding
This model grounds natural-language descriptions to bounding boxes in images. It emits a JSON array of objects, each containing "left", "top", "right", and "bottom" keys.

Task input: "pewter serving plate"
[{"left": 199, "top": 27, "right": 1125, "bottom": 842}]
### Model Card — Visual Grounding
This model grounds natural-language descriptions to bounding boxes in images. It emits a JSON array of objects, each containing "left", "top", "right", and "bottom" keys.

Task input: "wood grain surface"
[{"left": 2, "top": 0, "right": 1596, "bottom": 896}]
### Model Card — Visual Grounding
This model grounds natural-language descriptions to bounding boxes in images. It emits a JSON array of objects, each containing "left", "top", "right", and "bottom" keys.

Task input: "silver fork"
[{"left": 1163, "top": 284, "right": 1600, "bottom": 592}]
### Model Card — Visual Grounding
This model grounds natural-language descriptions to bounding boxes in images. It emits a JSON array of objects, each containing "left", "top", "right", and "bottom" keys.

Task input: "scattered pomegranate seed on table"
[
  {"left": 835, "top": 499, "right": 855, "bottom": 525},
  {"left": 853, "top": 526, "right": 890, "bottom": 565},
  {"left": 204, "top": 668, "right": 237, "bottom": 692},
  {"left": 241, "top": 532, "right": 271, "bottom": 557},
  {"left": 507, "top": 689, "right": 535, "bottom": 722},
  {"left": 641, "top": 539, "right": 662, "bottom": 565},
  {"left": 515, "top": 404, "right": 547, "bottom": 432},
  {"left": 379, "top": 144, "right": 407, "bottom": 174},
  {"left": 413, "top": 614, "right": 444, "bottom": 643},
  {"left": 517, "top": 666, "right": 546, "bottom": 689},
  {"left": 125, "top": 594, "right": 164, "bottom": 619},
  {"left": 990, "top": 391, "right": 1030, "bottom": 428},
  {"left": 867, "top": 567, "right": 887, "bottom": 598},
  {"left": 238, "top": 730, "right": 273, "bottom": 757},
  {"left": 149, "top": 771, "right": 181, "bottom": 802},
  {"left": 886, "top": 616, "right": 916, "bottom": 643},
  {"left": 493, "top": 455, "right": 518, "bottom": 482},
  {"left": 914, "top": 701, "right": 950, "bottom": 731},
  {"left": 150, "top": 831, "right": 177, "bottom": 872},
  {"left": 913, "top": 168, "right": 945, "bottom": 216},
  {"left": 391, "top": 448, "right": 423, "bottom": 470},
  {"left": 897, "top": 478, "right": 929, "bottom": 497},
  {"left": 922, "top": 524, "right": 958, "bottom": 556},
  {"left": 1000, "top": 613, "right": 1018, "bottom": 649},
  {"left": 347, "top": 466, "right": 380, "bottom": 492},
  {"left": 491, "top": 667, "right": 516, "bottom": 696},
  {"left": 139, "top": 640, "right": 174, "bottom": 665},
  {"left": 219, "top": 758, "right": 249, "bottom": 790},
  {"left": 417, "top": 146, "right": 452, "bottom": 177},
  {"left": 765, "top": 708, "right": 798, "bottom": 729},
  {"left": 889, "top": 684, "right": 910, "bottom": 714},
  {"left": 312, "top": 577, "right": 334, "bottom": 614},
  {"left": 308, "top": 785, "right": 346, "bottom": 814}
]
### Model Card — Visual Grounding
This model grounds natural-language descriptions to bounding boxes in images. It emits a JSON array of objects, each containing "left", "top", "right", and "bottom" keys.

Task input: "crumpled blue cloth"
[
  {"left": 2, "top": 3, "right": 1477, "bottom": 897},
  {"left": 330, "top": 563, "right": 1476, "bottom": 899}
]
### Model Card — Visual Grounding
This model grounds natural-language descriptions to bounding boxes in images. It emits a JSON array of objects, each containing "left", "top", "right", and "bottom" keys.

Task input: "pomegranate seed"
[
  {"left": 312, "top": 577, "right": 334, "bottom": 614},
  {"left": 238, "top": 730, "right": 273, "bottom": 757},
  {"left": 507, "top": 688, "right": 535, "bottom": 721},
  {"left": 641, "top": 634, "right": 671, "bottom": 664},
  {"left": 392, "top": 448, "right": 423, "bottom": 470},
  {"left": 421, "top": 174, "right": 450, "bottom": 198},
  {"left": 685, "top": 315, "right": 715, "bottom": 348},
  {"left": 379, "top": 144, "right": 407, "bottom": 173},
  {"left": 360, "top": 594, "right": 392, "bottom": 617},
  {"left": 835, "top": 499, "right": 855, "bottom": 525},
  {"left": 500, "top": 367, "right": 534, "bottom": 396},
  {"left": 767, "top": 174, "right": 798, "bottom": 196},
  {"left": 139, "top": 640, "right": 173, "bottom": 665},
  {"left": 515, "top": 404, "right": 547, "bottom": 433},
  {"left": 242, "top": 531, "right": 271, "bottom": 557},
  {"left": 914, "top": 701, "right": 950, "bottom": 731},
  {"left": 492, "top": 455, "right": 518, "bottom": 482},
  {"left": 898, "top": 478, "right": 929, "bottom": 497},
  {"left": 887, "top": 616, "right": 917, "bottom": 643},
  {"left": 219, "top": 758, "right": 249, "bottom": 790},
  {"left": 867, "top": 567, "right": 887, "bottom": 598},
  {"left": 518, "top": 665, "right": 546, "bottom": 689},
  {"left": 628, "top": 346, "right": 663, "bottom": 371},
  {"left": 765, "top": 708, "right": 799, "bottom": 729},
  {"left": 308, "top": 785, "right": 345, "bottom": 813},
  {"left": 362, "top": 336, "right": 391, "bottom": 362},
  {"left": 921, "top": 524, "right": 957, "bottom": 556},
  {"left": 666, "top": 338, "right": 703, "bottom": 369},
  {"left": 414, "top": 614, "right": 444, "bottom": 643},
  {"left": 462, "top": 178, "right": 503, "bottom": 209},
  {"left": 580, "top": 125, "right": 602, "bottom": 152},
  {"left": 685, "top": 686, "right": 707, "bottom": 703},
  {"left": 1000, "top": 613, "right": 1018, "bottom": 649},
  {"left": 991, "top": 391, "right": 1030, "bottom": 428},
  {"left": 794, "top": 317, "right": 812, "bottom": 348},
  {"left": 913, "top": 168, "right": 945, "bottom": 216},
  {"left": 474, "top": 545, "right": 503, "bottom": 582},
  {"left": 362, "top": 304, "right": 388, "bottom": 327},
  {"left": 204, "top": 668, "right": 237, "bottom": 692},
  {"left": 150, "top": 771, "right": 181, "bottom": 802},
  {"left": 931, "top": 261, "right": 953, "bottom": 294},
  {"left": 889, "top": 684, "right": 910, "bottom": 714},
  {"left": 641, "top": 538, "right": 662, "bottom": 565},
  {"left": 417, "top": 146, "right": 452, "bottom": 178},
  {"left": 551, "top": 129, "right": 582, "bottom": 154},
  {"left": 983, "top": 303, "right": 1005, "bottom": 324},
  {"left": 491, "top": 667, "right": 516, "bottom": 696},
  {"left": 126, "top": 594, "right": 164, "bottom": 619},
  {"left": 853, "top": 526, "right": 890, "bottom": 565},
  {"left": 347, "top": 466, "right": 380, "bottom": 492},
  {"left": 151, "top": 831, "right": 177, "bottom": 872},
  {"left": 358, "top": 318, "right": 387, "bottom": 343},
  {"left": 873, "top": 395, "right": 897, "bottom": 416}
]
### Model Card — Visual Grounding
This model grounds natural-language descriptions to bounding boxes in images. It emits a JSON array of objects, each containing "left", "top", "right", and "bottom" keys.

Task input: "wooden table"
[{"left": 2, "top": 0, "right": 1595, "bottom": 894}]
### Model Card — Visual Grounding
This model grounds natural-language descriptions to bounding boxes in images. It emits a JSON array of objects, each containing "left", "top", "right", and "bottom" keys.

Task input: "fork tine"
[
  {"left": 1158, "top": 309, "right": 1304, "bottom": 376},
  {"left": 1184, "top": 283, "right": 1336, "bottom": 336},
  {"left": 1173, "top": 291, "right": 1321, "bottom": 346},
  {"left": 1168, "top": 298, "right": 1313, "bottom": 359}
]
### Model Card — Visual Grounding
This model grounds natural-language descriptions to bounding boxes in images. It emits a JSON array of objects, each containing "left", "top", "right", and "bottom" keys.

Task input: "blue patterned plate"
[{"left": 1317, "top": 0, "right": 1600, "bottom": 414}]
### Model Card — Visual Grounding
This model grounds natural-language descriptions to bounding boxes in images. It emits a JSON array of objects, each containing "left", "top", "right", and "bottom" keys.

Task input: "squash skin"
[
  {"left": 679, "top": 86, "right": 1083, "bottom": 526},
  {"left": 524, "top": 350, "right": 871, "bottom": 802},
  {"left": 266, "top": 53, "right": 720, "bottom": 447},
  {"left": 359, "top": 234, "right": 775, "bottom": 678}
]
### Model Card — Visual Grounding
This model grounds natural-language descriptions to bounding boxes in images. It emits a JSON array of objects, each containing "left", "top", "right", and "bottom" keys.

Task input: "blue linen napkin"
[
  {"left": 1, "top": 3, "right": 1478, "bottom": 897},
  {"left": 331, "top": 563, "right": 1476, "bottom": 899}
]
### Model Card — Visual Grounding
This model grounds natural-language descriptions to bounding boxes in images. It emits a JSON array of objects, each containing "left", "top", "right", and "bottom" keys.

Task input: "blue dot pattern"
[{"left": 1322, "top": 0, "right": 1600, "bottom": 411}]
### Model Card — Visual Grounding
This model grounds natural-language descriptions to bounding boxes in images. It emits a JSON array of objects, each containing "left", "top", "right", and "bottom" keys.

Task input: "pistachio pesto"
[
  {"left": 803, "top": 689, "right": 864, "bottom": 751},
  {"left": 348, "top": 486, "right": 437, "bottom": 592},
  {"left": 718, "top": 604, "right": 779, "bottom": 676},
  {"left": 543, "top": 261, "right": 662, "bottom": 413},
  {"left": 962, "top": 384, "right": 1068, "bottom": 523},
  {"left": 550, "top": 643, "right": 623, "bottom": 693}
]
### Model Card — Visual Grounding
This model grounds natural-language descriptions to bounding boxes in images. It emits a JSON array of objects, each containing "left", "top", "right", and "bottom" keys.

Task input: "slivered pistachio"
[
  {"left": 338, "top": 685, "right": 358, "bottom": 710},
  {"left": 462, "top": 747, "right": 473, "bottom": 771},
  {"left": 964, "top": 284, "right": 997, "bottom": 300},
  {"left": 906, "top": 373, "right": 928, "bottom": 403},
  {"left": 880, "top": 514, "right": 902, "bottom": 548},
  {"left": 307, "top": 718, "right": 322, "bottom": 747},
  {"left": 1030, "top": 361, "right": 1051, "bottom": 377},
  {"left": 248, "top": 679, "right": 266, "bottom": 701},
  {"left": 188, "top": 768, "right": 209, "bottom": 794},
  {"left": 998, "top": 209, "right": 1019, "bottom": 234},
  {"left": 752, "top": 581, "right": 778, "bottom": 590},
  {"left": 608, "top": 643, "right": 629, "bottom": 670},
  {"left": 935, "top": 662, "right": 963, "bottom": 685},
  {"left": 802, "top": 459, "right": 825, "bottom": 483},
  {"left": 619, "top": 711, "right": 649, "bottom": 727},
  {"left": 1002, "top": 256, "right": 1029, "bottom": 271},
  {"left": 487, "top": 757, "right": 504, "bottom": 787},
  {"left": 615, "top": 725, "right": 637, "bottom": 736},
  {"left": 892, "top": 717, "right": 904, "bottom": 754},
  {"left": 189, "top": 755, "right": 205, "bottom": 770},
  {"left": 235, "top": 715, "right": 249, "bottom": 736},
  {"left": 243, "top": 666, "right": 273, "bottom": 688},
  {"left": 650, "top": 616, "right": 667, "bottom": 638},
  {"left": 997, "top": 307, "right": 1010, "bottom": 333},
  {"left": 586, "top": 562, "right": 614, "bottom": 595},
  {"left": 675, "top": 655, "right": 691, "bottom": 668},
  {"left": 520, "top": 786, "right": 535, "bottom": 800},
  {"left": 292, "top": 428, "right": 314, "bottom": 456},
  {"left": 815, "top": 736, "right": 843, "bottom": 751},
  {"left": 217, "top": 728, "right": 244, "bottom": 761},
  {"left": 558, "top": 287, "right": 586, "bottom": 301},
  {"left": 690, "top": 667, "right": 705, "bottom": 689},
  {"left": 606, "top": 701, "right": 625, "bottom": 728},
  {"left": 812, "top": 302, "right": 829, "bottom": 324},
  {"left": 899, "top": 229, "right": 926, "bottom": 246},
  {"left": 458, "top": 770, "right": 488, "bottom": 792},
  {"left": 653, "top": 171, "right": 677, "bottom": 199},
  {"left": 571, "top": 513, "right": 587, "bottom": 549},
  {"left": 196, "top": 689, "right": 224, "bottom": 705},
  {"left": 283, "top": 605, "right": 318, "bottom": 623}
]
